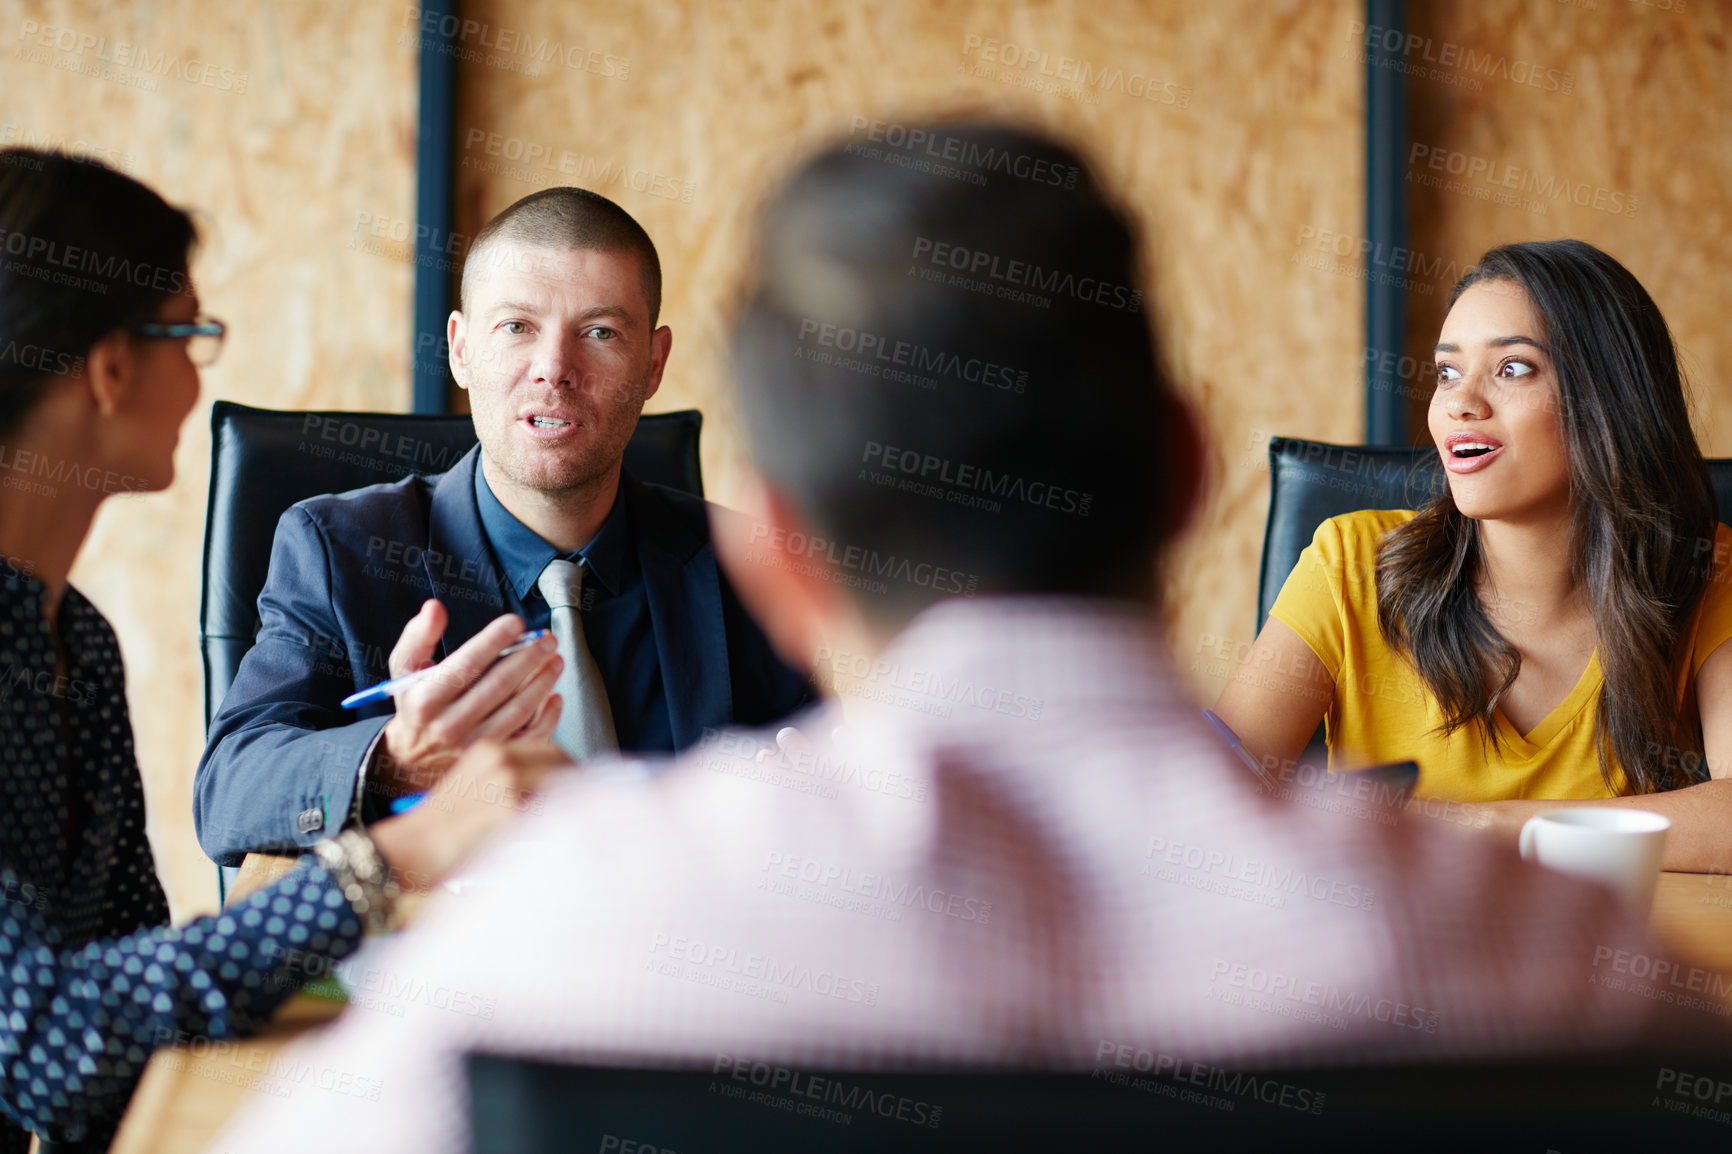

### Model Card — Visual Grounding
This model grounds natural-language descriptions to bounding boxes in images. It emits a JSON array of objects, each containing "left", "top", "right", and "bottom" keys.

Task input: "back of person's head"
[
  {"left": 730, "top": 120, "right": 1188, "bottom": 631},
  {"left": 0, "top": 150, "right": 196, "bottom": 437},
  {"left": 459, "top": 186, "right": 663, "bottom": 325}
]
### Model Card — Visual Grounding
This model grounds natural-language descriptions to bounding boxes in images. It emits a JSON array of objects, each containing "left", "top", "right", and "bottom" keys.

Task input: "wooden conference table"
[{"left": 108, "top": 863, "right": 1732, "bottom": 1154}]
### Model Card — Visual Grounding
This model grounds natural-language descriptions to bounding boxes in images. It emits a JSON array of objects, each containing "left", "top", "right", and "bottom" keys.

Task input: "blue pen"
[
  {"left": 339, "top": 629, "right": 552, "bottom": 710},
  {"left": 1202, "top": 709, "right": 1280, "bottom": 789}
]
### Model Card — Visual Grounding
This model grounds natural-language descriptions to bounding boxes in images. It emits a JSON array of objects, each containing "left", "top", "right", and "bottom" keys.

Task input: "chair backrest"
[
  {"left": 1257, "top": 436, "right": 1732, "bottom": 631},
  {"left": 199, "top": 401, "right": 704, "bottom": 729},
  {"left": 466, "top": 1053, "right": 1732, "bottom": 1152}
]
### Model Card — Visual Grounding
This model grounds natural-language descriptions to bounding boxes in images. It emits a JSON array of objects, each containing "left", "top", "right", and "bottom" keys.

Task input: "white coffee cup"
[{"left": 1518, "top": 808, "right": 1670, "bottom": 916}]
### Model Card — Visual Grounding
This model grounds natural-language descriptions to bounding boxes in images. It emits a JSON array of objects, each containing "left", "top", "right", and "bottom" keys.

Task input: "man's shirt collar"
[{"left": 473, "top": 460, "right": 628, "bottom": 601}]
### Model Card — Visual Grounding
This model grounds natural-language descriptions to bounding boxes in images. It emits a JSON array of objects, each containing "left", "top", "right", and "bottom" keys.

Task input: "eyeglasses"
[{"left": 131, "top": 316, "right": 227, "bottom": 367}]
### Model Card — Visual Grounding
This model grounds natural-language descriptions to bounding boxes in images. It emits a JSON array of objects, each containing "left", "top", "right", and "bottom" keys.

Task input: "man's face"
[{"left": 448, "top": 239, "right": 670, "bottom": 497}]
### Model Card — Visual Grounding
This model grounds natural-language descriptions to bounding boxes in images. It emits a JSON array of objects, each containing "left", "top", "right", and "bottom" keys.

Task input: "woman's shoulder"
[
  {"left": 1697, "top": 522, "right": 1732, "bottom": 603},
  {"left": 1313, "top": 508, "right": 1417, "bottom": 556},
  {"left": 56, "top": 586, "right": 123, "bottom": 660},
  {"left": 1685, "top": 524, "right": 1732, "bottom": 674},
  {"left": 58, "top": 584, "right": 112, "bottom": 623},
  {"left": 1707, "top": 522, "right": 1732, "bottom": 568}
]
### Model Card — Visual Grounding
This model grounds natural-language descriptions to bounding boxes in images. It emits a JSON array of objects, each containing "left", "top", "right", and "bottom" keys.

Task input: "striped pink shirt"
[{"left": 216, "top": 597, "right": 1709, "bottom": 1153}]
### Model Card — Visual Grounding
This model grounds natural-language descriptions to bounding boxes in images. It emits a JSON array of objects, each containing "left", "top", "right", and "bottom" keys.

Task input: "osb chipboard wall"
[
  {"left": 1404, "top": 0, "right": 1731, "bottom": 450},
  {"left": 2, "top": 0, "right": 417, "bottom": 917},
  {"left": 29, "top": 0, "right": 1705, "bottom": 925},
  {"left": 455, "top": 0, "right": 1368, "bottom": 698}
]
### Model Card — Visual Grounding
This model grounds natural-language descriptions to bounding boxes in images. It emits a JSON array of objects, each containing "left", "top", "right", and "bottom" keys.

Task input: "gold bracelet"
[{"left": 312, "top": 828, "right": 401, "bottom": 935}]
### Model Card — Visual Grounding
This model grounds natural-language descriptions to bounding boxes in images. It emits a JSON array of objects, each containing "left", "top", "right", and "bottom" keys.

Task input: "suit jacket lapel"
[
  {"left": 424, "top": 445, "right": 512, "bottom": 660},
  {"left": 628, "top": 472, "right": 732, "bottom": 747}
]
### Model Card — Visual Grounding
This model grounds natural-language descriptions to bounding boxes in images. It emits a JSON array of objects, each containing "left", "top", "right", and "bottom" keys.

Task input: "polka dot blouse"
[
  {"left": 0, "top": 571, "right": 167, "bottom": 951},
  {"left": 0, "top": 571, "right": 366, "bottom": 1149}
]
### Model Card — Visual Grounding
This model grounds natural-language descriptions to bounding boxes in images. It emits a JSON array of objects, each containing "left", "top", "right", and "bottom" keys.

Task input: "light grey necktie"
[{"left": 535, "top": 558, "right": 618, "bottom": 761}]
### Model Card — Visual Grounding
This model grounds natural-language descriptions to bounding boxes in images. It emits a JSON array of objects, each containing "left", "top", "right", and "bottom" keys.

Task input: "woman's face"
[
  {"left": 114, "top": 287, "right": 203, "bottom": 492},
  {"left": 1430, "top": 279, "right": 1571, "bottom": 525}
]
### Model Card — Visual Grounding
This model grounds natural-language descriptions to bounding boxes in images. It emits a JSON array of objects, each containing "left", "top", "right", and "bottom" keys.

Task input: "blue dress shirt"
[{"left": 473, "top": 464, "right": 674, "bottom": 753}]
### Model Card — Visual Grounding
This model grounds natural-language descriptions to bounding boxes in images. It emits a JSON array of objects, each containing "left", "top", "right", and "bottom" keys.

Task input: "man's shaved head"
[{"left": 460, "top": 186, "right": 662, "bottom": 325}]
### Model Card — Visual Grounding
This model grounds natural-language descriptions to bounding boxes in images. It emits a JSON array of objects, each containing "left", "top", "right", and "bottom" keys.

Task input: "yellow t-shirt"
[{"left": 1269, "top": 509, "right": 1732, "bottom": 800}]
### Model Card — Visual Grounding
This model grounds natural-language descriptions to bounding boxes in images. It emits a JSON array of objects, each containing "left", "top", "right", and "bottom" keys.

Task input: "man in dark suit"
[{"left": 195, "top": 188, "right": 809, "bottom": 867}]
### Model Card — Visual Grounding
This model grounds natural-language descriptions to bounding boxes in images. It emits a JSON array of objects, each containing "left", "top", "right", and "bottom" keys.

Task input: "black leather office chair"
[
  {"left": 199, "top": 401, "right": 703, "bottom": 895},
  {"left": 1257, "top": 436, "right": 1732, "bottom": 631},
  {"left": 1256, "top": 438, "right": 1443, "bottom": 632},
  {"left": 467, "top": 1053, "right": 1732, "bottom": 1152}
]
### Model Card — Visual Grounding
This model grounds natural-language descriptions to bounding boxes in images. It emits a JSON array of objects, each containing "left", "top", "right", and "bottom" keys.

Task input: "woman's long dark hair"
[
  {"left": 1376, "top": 239, "right": 1716, "bottom": 794},
  {"left": 0, "top": 149, "right": 196, "bottom": 437}
]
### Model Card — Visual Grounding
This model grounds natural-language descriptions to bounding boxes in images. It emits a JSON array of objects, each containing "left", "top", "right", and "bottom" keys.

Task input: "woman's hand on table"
[
  {"left": 1400, "top": 794, "right": 1522, "bottom": 843},
  {"left": 1400, "top": 784, "right": 1732, "bottom": 874},
  {"left": 368, "top": 737, "right": 571, "bottom": 890}
]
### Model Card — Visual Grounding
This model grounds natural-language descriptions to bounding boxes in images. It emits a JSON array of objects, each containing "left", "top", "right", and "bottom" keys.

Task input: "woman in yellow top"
[{"left": 1215, "top": 239, "right": 1732, "bottom": 872}]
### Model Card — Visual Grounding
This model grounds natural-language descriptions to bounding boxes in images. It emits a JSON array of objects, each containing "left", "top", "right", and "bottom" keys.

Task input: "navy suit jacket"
[{"left": 194, "top": 446, "right": 808, "bottom": 867}]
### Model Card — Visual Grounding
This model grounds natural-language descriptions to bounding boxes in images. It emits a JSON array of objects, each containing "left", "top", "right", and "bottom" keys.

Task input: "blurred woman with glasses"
[{"left": 0, "top": 150, "right": 554, "bottom": 1151}]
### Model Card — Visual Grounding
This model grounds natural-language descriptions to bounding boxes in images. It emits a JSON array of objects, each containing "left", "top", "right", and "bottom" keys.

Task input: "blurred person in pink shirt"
[{"left": 216, "top": 121, "right": 1717, "bottom": 1154}]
